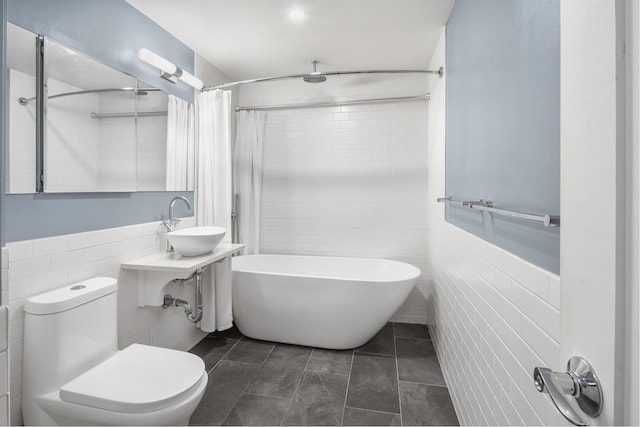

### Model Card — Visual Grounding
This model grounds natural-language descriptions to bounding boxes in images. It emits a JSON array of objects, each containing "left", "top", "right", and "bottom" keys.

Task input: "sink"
[{"left": 166, "top": 226, "right": 226, "bottom": 257}]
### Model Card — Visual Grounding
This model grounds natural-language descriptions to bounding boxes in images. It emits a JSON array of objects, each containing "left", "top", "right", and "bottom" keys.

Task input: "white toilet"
[{"left": 22, "top": 277, "right": 208, "bottom": 426}]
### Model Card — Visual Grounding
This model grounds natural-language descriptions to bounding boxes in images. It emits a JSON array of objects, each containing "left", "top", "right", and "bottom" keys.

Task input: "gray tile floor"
[{"left": 189, "top": 322, "right": 459, "bottom": 426}]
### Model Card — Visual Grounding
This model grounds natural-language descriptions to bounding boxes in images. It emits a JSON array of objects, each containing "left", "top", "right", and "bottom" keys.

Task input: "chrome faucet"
[{"left": 162, "top": 196, "right": 192, "bottom": 252}]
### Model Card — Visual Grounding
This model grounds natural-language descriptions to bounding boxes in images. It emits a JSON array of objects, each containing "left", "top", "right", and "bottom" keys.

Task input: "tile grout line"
[
  {"left": 278, "top": 347, "right": 314, "bottom": 426},
  {"left": 305, "top": 367, "right": 350, "bottom": 377},
  {"left": 343, "top": 406, "right": 402, "bottom": 417},
  {"left": 398, "top": 379, "right": 449, "bottom": 388},
  {"left": 395, "top": 335, "right": 432, "bottom": 341},
  {"left": 353, "top": 349, "right": 396, "bottom": 357},
  {"left": 207, "top": 336, "right": 242, "bottom": 374},
  {"left": 393, "top": 323, "right": 404, "bottom": 427},
  {"left": 219, "top": 338, "right": 277, "bottom": 425},
  {"left": 339, "top": 350, "right": 355, "bottom": 426}
]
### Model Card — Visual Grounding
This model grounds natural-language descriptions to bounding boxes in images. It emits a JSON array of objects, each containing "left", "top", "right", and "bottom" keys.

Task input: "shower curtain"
[
  {"left": 196, "top": 89, "right": 232, "bottom": 234},
  {"left": 196, "top": 89, "right": 232, "bottom": 332},
  {"left": 233, "top": 110, "right": 266, "bottom": 254},
  {"left": 166, "top": 95, "right": 195, "bottom": 190}
]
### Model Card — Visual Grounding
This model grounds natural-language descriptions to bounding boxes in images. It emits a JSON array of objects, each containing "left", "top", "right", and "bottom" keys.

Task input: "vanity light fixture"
[{"left": 138, "top": 48, "right": 203, "bottom": 90}]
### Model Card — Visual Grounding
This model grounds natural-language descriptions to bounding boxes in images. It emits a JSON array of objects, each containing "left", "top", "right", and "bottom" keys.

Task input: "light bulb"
[
  {"left": 178, "top": 70, "right": 204, "bottom": 91},
  {"left": 138, "top": 48, "right": 177, "bottom": 76}
]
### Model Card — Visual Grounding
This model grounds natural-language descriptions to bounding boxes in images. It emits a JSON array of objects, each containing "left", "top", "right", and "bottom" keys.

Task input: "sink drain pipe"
[{"left": 162, "top": 267, "right": 203, "bottom": 323}]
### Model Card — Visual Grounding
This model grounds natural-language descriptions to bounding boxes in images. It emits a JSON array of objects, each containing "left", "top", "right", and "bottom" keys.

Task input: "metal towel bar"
[{"left": 437, "top": 197, "right": 560, "bottom": 227}]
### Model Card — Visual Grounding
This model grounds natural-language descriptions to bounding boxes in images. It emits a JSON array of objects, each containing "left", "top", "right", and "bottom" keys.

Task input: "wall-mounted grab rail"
[{"left": 437, "top": 197, "right": 560, "bottom": 227}]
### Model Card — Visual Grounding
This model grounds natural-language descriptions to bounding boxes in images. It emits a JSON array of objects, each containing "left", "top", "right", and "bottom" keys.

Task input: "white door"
[{"left": 559, "top": 1, "right": 638, "bottom": 425}]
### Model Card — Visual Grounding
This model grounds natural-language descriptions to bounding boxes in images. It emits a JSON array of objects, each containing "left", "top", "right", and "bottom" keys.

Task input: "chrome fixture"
[
  {"left": 90, "top": 111, "right": 167, "bottom": 119},
  {"left": 533, "top": 357, "right": 602, "bottom": 426},
  {"left": 303, "top": 60, "right": 327, "bottom": 83},
  {"left": 138, "top": 48, "right": 204, "bottom": 90},
  {"left": 236, "top": 93, "right": 431, "bottom": 112},
  {"left": 205, "top": 66, "right": 444, "bottom": 90},
  {"left": 163, "top": 196, "right": 192, "bottom": 252},
  {"left": 231, "top": 193, "right": 239, "bottom": 244},
  {"left": 437, "top": 196, "right": 560, "bottom": 227},
  {"left": 162, "top": 268, "right": 203, "bottom": 323},
  {"left": 18, "top": 87, "right": 159, "bottom": 106}
]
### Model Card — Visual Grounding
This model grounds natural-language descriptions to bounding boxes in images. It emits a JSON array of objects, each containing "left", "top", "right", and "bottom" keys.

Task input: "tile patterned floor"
[{"left": 188, "top": 323, "right": 459, "bottom": 426}]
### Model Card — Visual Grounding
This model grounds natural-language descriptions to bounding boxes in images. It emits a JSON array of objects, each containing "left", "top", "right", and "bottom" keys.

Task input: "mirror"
[
  {"left": 44, "top": 38, "right": 138, "bottom": 192},
  {"left": 135, "top": 80, "right": 169, "bottom": 191},
  {"left": 6, "top": 24, "right": 195, "bottom": 194},
  {"left": 7, "top": 23, "right": 37, "bottom": 193}
]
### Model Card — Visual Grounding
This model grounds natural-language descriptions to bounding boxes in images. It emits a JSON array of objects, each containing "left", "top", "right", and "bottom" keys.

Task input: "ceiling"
[{"left": 125, "top": 0, "right": 455, "bottom": 81}]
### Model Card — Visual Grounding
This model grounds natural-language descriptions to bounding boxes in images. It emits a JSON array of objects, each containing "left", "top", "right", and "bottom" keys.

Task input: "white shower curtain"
[
  {"left": 196, "top": 89, "right": 233, "bottom": 332},
  {"left": 196, "top": 89, "right": 232, "bottom": 234},
  {"left": 166, "top": 95, "right": 195, "bottom": 190},
  {"left": 234, "top": 110, "right": 267, "bottom": 254}
]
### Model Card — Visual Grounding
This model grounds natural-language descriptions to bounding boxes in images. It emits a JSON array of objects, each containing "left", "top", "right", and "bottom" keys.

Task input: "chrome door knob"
[
  {"left": 533, "top": 356, "right": 602, "bottom": 426},
  {"left": 533, "top": 373, "right": 545, "bottom": 392}
]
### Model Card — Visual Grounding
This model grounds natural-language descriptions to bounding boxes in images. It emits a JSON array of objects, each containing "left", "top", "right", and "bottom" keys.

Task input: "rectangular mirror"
[
  {"left": 6, "top": 24, "right": 196, "bottom": 194},
  {"left": 44, "top": 38, "right": 138, "bottom": 192},
  {"left": 7, "top": 22, "right": 37, "bottom": 194}
]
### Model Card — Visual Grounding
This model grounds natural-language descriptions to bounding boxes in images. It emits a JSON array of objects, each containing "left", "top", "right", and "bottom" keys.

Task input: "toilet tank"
[{"left": 23, "top": 277, "right": 119, "bottom": 399}]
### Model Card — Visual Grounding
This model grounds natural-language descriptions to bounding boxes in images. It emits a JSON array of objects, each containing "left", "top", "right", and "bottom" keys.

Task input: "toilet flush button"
[{"left": 70, "top": 285, "right": 86, "bottom": 291}]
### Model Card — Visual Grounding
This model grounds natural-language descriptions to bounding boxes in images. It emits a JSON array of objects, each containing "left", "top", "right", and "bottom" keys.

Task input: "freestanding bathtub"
[{"left": 231, "top": 254, "right": 421, "bottom": 349}]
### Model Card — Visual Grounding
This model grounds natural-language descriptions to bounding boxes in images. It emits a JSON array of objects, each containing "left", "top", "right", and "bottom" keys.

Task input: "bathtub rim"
[{"left": 231, "top": 253, "right": 421, "bottom": 283}]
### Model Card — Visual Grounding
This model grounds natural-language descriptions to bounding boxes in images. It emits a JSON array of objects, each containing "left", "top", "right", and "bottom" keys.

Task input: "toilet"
[{"left": 22, "top": 277, "right": 208, "bottom": 426}]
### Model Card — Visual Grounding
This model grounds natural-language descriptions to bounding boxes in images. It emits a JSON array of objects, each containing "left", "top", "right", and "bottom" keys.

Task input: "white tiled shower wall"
[
  {"left": 9, "top": 71, "right": 101, "bottom": 193},
  {"left": 0, "top": 250, "right": 9, "bottom": 425},
  {"left": 8, "top": 70, "right": 168, "bottom": 194},
  {"left": 425, "top": 31, "right": 568, "bottom": 425},
  {"left": 239, "top": 74, "right": 434, "bottom": 323},
  {"left": 4, "top": 217, "right": 205, "bottom": 426}
]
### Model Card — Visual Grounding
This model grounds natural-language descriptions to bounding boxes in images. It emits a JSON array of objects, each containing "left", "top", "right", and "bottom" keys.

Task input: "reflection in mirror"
[
  {"left": 135, "top": 80, "right": 168, "bottom": 191},
  {"left": 165, "top": 94, "right": 195, "bottom": 191},
  {"left": 6, "top": 29, "right": 196, "bottom": 194},
  {"left": 7, "top": 23, "right": 37, "bottom": 194},
  {"left": 135, "top": 82, "right": 195, "bottom": 192},
  {"left": 44, "top": 38, "right": 138, "bottom": 192}
]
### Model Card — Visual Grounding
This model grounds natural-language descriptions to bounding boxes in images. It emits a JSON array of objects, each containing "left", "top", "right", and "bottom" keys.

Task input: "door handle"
[{"left": 533, "top": 356, "right": 602, "bottom": 426}]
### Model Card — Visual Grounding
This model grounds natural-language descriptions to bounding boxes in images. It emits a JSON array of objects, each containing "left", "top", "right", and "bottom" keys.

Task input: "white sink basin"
[{"left": 166, "top": 226, "right": 226, "bottom": 257}]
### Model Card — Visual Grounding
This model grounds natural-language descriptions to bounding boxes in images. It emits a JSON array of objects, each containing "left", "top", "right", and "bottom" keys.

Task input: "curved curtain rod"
[
  {"left": 18, "top": 87, "right": 162, "bottom": 106},
  {"left": 205, "top": 67, "right": 444, "bottom": 91},
  {"left": 236, "top": 93, "right": 431, "bottom": 112}
]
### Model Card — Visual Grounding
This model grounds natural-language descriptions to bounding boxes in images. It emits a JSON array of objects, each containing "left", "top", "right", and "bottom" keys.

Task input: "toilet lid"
[{"left": 59, "top": 343, "right": 205, "bottom": 413}]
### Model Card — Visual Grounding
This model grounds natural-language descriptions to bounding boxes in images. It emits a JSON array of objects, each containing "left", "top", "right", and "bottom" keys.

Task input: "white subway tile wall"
[
  {"left": 425, "top": 31, "right": 568, "bottom": 426},
  {"left": 136, "top": 114, "right": 168, "bottom": 191},
  {"left": 8, "top": 69, "right": 154, "bottom": 194},
  {"left": 0, "top": 251, "right": 9, "bottom": 426},
  {"left": 45, "top": 78, "right": 101, "bottom": 192},
  {"left": 239, "top": 73, "right": 433, "bottom": 323},
  {"left": 96, "top": 90, "right": 137, "bottom": 191},
  {"left": 4, "top": 217, "right": 205, "bottom": 426},
  {"left": 8, "top": 70, "right": 36, "bottom": 194}
]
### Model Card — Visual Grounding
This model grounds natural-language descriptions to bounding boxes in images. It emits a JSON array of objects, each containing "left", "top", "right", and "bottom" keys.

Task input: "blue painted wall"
[
  {"left": 5, "top": 192, "right": 194, "bottom": 242},
  {"left": 445, "top": 0, "right": 560, "bottom": 273},
  {"left": 3, "top": 0, "right": 197, "bottom": 243}
]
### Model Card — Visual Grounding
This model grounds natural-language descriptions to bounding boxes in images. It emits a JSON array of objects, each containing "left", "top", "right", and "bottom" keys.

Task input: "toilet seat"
[{"left": 59, "top": 343, "right": 205, "bottom": 413}]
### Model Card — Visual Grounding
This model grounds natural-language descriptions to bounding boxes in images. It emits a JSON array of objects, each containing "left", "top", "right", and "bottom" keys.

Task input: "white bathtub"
[{"left": 231, "top": 254, "right": 420, "bottom": 349}]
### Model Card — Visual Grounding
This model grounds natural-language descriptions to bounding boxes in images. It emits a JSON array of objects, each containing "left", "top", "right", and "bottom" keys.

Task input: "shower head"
[{"left": 303, "top": 60, "right": 327, "bottom": 83}]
